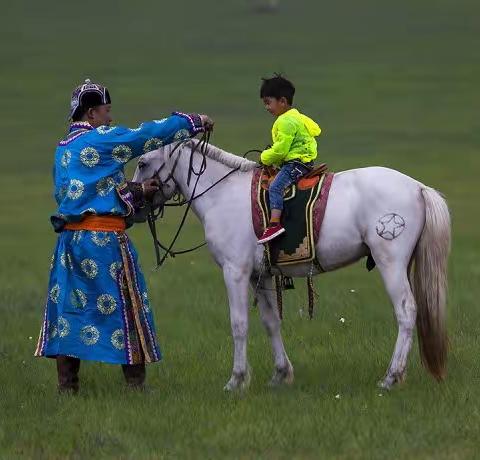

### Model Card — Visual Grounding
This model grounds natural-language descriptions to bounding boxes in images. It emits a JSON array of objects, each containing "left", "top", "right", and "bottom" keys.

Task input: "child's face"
[{"left": 262, "top": 97, "right": 290, "bottom": 117}]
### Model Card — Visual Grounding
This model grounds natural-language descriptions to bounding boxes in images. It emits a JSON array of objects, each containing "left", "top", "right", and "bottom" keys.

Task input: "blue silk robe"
[{"left": 35, "top": 113, "right": 203, "bottom": 364}]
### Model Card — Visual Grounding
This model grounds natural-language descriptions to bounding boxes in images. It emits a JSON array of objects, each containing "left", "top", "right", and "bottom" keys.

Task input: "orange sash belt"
[{"left": 64, "top": 215, "right": 126, "bottom": 232}]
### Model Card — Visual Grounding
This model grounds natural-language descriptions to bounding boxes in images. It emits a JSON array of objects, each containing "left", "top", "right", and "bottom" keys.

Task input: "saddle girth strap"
[
  {"left": 275, "top": 275, "right": 283, "bottom": 320},
  {"left": 307, "top": 276, "right": 314, "bottom": 320}
]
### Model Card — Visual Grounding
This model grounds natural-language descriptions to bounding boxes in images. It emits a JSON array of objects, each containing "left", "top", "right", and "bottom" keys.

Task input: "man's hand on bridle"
[
  {"left": 200, "top": 114, "right": 215, "bottom": 132},
  {"left": 142, "top": 178, "right": 160, "bottom": 199}
]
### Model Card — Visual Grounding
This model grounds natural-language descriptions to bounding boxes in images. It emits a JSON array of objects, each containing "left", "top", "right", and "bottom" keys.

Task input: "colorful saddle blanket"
[{"left": 251, "top": 165, "right": 334, "bottom": 267}]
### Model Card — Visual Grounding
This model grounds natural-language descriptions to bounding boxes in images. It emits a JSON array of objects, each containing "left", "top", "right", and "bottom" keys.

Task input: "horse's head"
[{"left": 132, "top": 144, "right": 180, "bottom": 221}]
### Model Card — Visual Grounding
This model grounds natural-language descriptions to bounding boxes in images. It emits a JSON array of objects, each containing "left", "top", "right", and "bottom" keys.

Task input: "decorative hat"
[{"left": 69, "top": 78, "right": 111, "bottom": 119}]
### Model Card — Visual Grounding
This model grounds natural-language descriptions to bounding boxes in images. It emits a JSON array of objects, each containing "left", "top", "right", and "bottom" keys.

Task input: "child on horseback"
[{"left": 257, "top": 74, "right": 322, "bottom": 244}]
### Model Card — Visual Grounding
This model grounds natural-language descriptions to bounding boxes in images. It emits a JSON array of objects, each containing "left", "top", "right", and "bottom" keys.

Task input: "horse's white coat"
[{"left": 133, "top": 141, "right": 450, "bottom": 390}]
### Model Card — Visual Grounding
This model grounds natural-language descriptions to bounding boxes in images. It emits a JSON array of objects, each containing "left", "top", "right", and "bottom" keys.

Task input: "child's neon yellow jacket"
[{"left": 260, "top": 108, "right": 321, "bottom": 167}]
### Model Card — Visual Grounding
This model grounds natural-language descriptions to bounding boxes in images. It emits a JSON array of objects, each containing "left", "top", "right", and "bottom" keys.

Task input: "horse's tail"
[{"left": 411, "top": 186, "right": 451, "bottom": 380}]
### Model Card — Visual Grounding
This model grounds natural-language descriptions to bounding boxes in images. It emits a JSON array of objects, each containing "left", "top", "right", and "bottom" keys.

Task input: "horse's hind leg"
[
  {"left": 252, "top": 276, "right": 294, "bottom": 386},
  {"left": 376, "top": 261, "right": 417, "bottom": 389}
]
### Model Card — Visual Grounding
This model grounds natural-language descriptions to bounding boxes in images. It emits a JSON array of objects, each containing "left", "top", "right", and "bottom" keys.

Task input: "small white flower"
[
  {"left": 378, "top": 393, "right": 383, "bottom": 397},
  {"left": 97, "top": 294, "right": 117, "bottom": 315},
  {"left": 58, "top": 317, "right": 71, "bottom": 338},
  {"left": 28, "top": 336, "right": 32, "bottom": 340},
  {"left": 72, "top": 230, "right": 84, "bottom": 243},
  {"left": 81, "top": 258, "right": 98, "bottom": 279},
  {"left": 174, "top": 129, "right": 190, "bottom": 141},
  {"left": 109, "top": 261, "right": 122, "bottom": 280},
  {"left": 111, "top": 329, "right": 125, "bottom": 350},
  {"left": 67, "top": 179, "right": 84, "bottom": 200},
  {"left": 96, "top": 177, "right": 115, "bottom": 196},
  {"left": 91, "top": 231, "right": 110, "bottom": 247},
  {"left": 339, "top": 317, "right": 345, "bottom": 323},
  {"left": 50, "top": 284, "right": 60, "bottom": 303},
  {"left": 143, "top": 137, "right": 163, "bottom": 153},
  {"left": 114, "top": 171, "right": 126, "bottom": 185},
  {"left": 61, "top": 150, "right": 71, "bottom": 167},
  {"left": 335, "top": 394, "right": 341, "bottom": 399},
  {"left": 142, "top": 292, "right": 150, "bottom": 313},
  {"left": 129, "top": 123, "right": 144, "bottom": 132},
  {"left": 57, "top": 185, "right": 67, "bottom": 200},
  {"left": 80, "top": 147, "right": 100, "bottom": 167},
  {"left": 350, "top": 289, "right": 356, "bottom": 293},
  {"left": 80, "top": 325, "right": 100, "bottom": 345},
  {"left": 112, "top": 145, "right": 132, "bottom": 163},
  {"left": 70, "top": 289, "right": 87, "bottom": 310},
  {"left": 97, "top": 125, "right": 116, "bottom": 135}
]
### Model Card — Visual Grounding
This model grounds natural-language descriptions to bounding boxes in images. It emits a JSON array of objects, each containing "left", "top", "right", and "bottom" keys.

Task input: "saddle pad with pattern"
[{"left": 251, "top": 166, "right": 334, "bottom": 267}]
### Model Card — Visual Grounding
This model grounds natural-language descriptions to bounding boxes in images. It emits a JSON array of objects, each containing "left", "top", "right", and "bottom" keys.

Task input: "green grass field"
[{"left": 1, "top": 0, "right": 479, "bottom": 458}]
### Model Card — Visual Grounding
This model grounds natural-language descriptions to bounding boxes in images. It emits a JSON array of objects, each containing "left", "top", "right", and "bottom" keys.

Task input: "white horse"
[{"left": 133, "top": 140, "right": 451, "bottom": 391}]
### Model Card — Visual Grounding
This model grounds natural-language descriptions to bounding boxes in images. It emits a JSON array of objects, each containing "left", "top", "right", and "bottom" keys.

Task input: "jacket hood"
[{"left": 288, "top": 109, "right": 321, "bottom": 136}]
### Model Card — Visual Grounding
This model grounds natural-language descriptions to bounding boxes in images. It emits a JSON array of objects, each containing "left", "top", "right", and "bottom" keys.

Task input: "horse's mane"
[{"left": 184, "top": 140, "right": 257, "bottom": 172}]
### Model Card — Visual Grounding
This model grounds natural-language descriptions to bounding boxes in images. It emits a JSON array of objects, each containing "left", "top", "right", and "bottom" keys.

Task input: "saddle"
[
  {"left": 252, "top": 164, "right": 334, "bottom": 267},
  {"left": 260, "top": 163, "right": 329, "bottom": 192}
]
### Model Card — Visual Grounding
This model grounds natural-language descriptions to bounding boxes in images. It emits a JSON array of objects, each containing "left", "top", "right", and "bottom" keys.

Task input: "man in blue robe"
[{"left": 35, "top": 79, "right": 213, "bottom": 392}]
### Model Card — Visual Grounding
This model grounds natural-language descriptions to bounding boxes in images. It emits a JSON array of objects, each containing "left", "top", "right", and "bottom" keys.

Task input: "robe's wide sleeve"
[{"left": 95, "top": 112, "right": 204, "bottom": 159}]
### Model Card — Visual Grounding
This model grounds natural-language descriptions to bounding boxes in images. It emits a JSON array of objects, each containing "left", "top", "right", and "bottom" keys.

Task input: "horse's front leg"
[{"left": 222, "top": 262, "right": 251, "bottom": 392}]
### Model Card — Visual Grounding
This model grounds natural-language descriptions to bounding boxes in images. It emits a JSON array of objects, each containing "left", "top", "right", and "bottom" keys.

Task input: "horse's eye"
[{"left": 138, "top": 161, "right": 146, "bottom": 170}]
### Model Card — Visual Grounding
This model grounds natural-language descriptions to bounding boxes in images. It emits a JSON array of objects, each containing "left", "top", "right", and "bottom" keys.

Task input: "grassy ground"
[{"left": 1, "top": 0, "right": 479, "bottom": 458}]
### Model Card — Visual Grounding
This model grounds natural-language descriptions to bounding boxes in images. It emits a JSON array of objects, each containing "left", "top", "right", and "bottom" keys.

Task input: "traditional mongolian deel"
[
  {"left": 35, "top": 113, "right": 203, "bottom": 364},
  {"left": 251, "top": 166, "right": 334, "bottom": 267}
]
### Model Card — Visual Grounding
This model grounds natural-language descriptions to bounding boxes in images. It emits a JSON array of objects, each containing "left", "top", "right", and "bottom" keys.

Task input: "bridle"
[{"left": 145, "top": 132, "right": 258, "bottom": 269}]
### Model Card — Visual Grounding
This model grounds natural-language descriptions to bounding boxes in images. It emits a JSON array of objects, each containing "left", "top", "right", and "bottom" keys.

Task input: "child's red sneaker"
[{"left": 257, "top": 224, "right": 286, "bottom": 244}]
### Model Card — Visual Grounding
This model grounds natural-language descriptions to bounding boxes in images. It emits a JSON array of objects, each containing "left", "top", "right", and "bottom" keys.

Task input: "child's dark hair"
[{"left": 260, "top": 74, "right": 295, "bottom": 105}]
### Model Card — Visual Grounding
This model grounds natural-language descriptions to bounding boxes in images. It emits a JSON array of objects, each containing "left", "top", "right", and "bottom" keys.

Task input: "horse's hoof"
[
  {"left": 223, "top": 381, "right": 236, "bottom": 392},
  {"left": 269, "top": 364, "right": 294, "bottom": 387},
  {"left": 377, "top": 379, "right": 393, "bottom": 390},
  {"left": 224, "top": 368, "right": 251, "bottom": 392},
  {"left": 378, "top": 371, "right": 405, "bottom": 390}
]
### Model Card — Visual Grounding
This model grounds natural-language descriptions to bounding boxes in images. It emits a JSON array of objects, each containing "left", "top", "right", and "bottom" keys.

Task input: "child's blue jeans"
[{"left": 269, "top": 161, "right": 312, "bottom": 211}]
